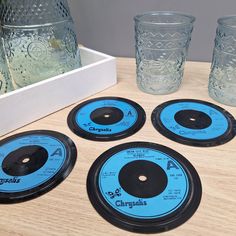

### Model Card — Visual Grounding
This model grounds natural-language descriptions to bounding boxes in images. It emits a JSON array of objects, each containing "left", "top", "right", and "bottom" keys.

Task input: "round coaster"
[
  {"left": 151, "top": 99, "right": 236, "bottom": 147},
  {"left": 0, "top": 130, "right": 77, "bottom": 203},
  {"left": 87, "top": 142, "right": 202, "bottom": 233},
  {"left": 67, "top": 97, "right": 146, "bottom": 141}
]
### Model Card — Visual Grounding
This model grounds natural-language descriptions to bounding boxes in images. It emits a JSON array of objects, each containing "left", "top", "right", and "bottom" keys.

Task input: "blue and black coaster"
[
  {"left": 151, "top": 99, "right": 236, "bottom": 147},
  {"left": 0, "top": 130, "right": 77, "bottom": 204},
  {"left": 67, "top": 97, "right": 146, "bottom": 141},
  {"left": 87, "top": 142, "right": 202, "bottom": 233}
]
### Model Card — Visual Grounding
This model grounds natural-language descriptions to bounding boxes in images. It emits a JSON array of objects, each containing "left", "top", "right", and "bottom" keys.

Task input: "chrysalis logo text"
[
  {"left": 89, "top": 127, "right": 112, "bottom": 132},
  {"left": 115, "top": 199, "right": 147, "bottom": 209},
  {"left": 0, "top": 177, "right": 20, "bottom": 185}
]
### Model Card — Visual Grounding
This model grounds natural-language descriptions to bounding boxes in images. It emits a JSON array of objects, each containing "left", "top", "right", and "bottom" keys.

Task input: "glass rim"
[
  {"left": 134, "top": 11, "right": 195, "bottom": 26},
  {"left": 1, "top": 20, "right": 71, "bottom": 29},
  {"left": 218, "top": 15, "right": 236, "bottom": 29}
]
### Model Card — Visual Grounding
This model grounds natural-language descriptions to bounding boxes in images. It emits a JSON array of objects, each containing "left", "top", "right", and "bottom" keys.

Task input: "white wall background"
[{"left": 68, "top": 0, "right": 236, "bottom": 61}]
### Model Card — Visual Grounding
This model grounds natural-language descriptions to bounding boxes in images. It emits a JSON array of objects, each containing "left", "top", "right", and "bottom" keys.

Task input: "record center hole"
[
  {"left": 138, "top": 175, "right": 147, "bottom": 182},
  {"left": 190, "top": 118, "right": 196, "bottom": 122},
  {"left": 104, "top": 114, "right": 110, "bottom": 118},
  {"left": 22, "top": 157, "right": 30, "bottom": 163}
]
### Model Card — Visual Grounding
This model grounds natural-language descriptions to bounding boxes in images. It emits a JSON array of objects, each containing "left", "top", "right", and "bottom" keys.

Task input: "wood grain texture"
[{"left": 0, "top": 59, "right": 235, "bottom": 236}]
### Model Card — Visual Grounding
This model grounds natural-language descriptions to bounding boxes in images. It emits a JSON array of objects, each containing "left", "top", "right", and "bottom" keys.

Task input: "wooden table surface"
[{"left": 0, "top": 58, "right": 235, "bottom": 236}]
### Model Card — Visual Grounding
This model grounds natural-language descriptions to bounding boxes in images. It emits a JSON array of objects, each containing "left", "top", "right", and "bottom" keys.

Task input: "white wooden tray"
[{"left": 0, "top": 47, "right": 117, "bottom": 136}]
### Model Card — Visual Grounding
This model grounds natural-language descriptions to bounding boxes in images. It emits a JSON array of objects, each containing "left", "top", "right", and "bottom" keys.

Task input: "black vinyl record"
[
  {"left": 151, "top": 99, "right": 236, "bottom": 147},
  {"left": 0, "top": 130, "right": 77, "bottom": 204},
  {"left": 67, "top": 97, "right": 146, "bottom": 141},
  {"left": 87, "top": 142, "right": 202, "bottom": 233}
]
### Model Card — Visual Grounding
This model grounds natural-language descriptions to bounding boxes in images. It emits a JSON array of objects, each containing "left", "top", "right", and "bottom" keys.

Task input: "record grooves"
[
  {"left": 151, "top": 99, "right": 236, "bottom": 147},
  {"left": 87, "top": 142, "right": 202, "bottom": 233},
  {"left": 0, "top": 130, "right": 77, "bottom": 204},
  {"left": 67, "top": 97, "right": 146, "bottom": 141}
]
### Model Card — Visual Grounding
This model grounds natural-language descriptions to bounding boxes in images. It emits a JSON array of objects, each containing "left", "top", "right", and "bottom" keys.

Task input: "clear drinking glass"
[
  {"left": 209, "top": 16, "right": 236, "bottom": 106},
  {"left": 134, "top": 11, "right": 195, "bottom": 95},
  {"left": 0, "top": 0, "right": 81, "bottom": 89}
]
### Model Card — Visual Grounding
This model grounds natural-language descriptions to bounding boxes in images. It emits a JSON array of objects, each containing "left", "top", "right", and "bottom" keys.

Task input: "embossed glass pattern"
[
  {"left": 0, "top": 38, "right": 13, "bottom": 94},
  {"left": 0, "top": 0, "right": 81, "bottom": 89},
  {"left": 209, "top": 16, "right": 236, "bottom": 106},
  {"left": 0, "top": 0, "right": 72, "bottom": 25},
  {"left": 134, "top": 12, "right": 195, "bottom": 95}
]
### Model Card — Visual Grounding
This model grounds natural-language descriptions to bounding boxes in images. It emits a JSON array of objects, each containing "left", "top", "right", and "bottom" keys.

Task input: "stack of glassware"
[{"left": 0, "top": 0, "right": 81, "bottom": 95}]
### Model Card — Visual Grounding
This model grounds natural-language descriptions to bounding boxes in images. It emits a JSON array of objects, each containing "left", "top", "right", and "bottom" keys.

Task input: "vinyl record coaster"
[
  {"left": 152, "top": 99, "right": 236, "bottom": 147},
  {"left": 87, "top": 142, "right": 202, "bottom": 233},
  {"left": 67, "top": 97, "right": 146, "bottom": 141},
  {"left": 0, "top": 130, "right": 77, "bottom": 203}
]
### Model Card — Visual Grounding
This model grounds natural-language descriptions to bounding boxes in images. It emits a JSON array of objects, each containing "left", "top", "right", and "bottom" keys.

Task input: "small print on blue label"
[
  {"left": 0, "top": 135, "right": 66, "bottom": 193},
  {"left": 160, "top": 102, "right": 228, "bottom": 140},
  {"left": 98, "top": 148, "right": 189, "bottom": 219},
  {"left": 75, "top": 100, "right": 138, "bottom": 135}
]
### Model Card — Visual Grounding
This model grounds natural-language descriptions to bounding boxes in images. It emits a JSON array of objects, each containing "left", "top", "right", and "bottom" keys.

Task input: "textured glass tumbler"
[
  {"left": 0, "top": 0, "right": 81, "bottom": 89},
  {"left": 209, "top": 16, "right": 236, "bottom": 106},
  {"left": 134, "top": 12, "right": 195, "bottom": 95}
]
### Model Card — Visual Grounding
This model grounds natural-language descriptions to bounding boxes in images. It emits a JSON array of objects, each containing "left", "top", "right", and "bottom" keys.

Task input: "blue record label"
[
  {"left": 98, "top": 147, "right": 189, "bottom": 219},
  {"left": 75, "top": 99, "right": 138, "bottom": 135},
  {"left": 0, "top": 135, "right": 66, "bottom": 192},
  {"left": 160, "top": 102, "right": 229, "bottom": 140}
]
